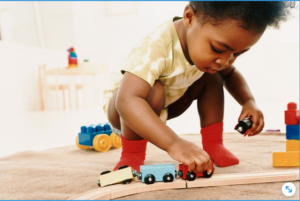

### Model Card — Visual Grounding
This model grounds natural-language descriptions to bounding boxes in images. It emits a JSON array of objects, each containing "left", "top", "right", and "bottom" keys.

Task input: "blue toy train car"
[{"left": 137, "top": 163, "right": 176, "bottom": 184}]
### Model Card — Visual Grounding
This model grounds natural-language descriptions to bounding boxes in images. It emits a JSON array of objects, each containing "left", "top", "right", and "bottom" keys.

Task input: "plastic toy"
[
  {"left": 68, "top": 47, "right": 78, "bottom": 68},
  {"left": 177, "top": 161, "right": 214, "bottom": 181},
  {"left": 272, "top": 102, "right": 299, "bottom": 167},
  {"left": 286, "top": 140, "right": 299, "bottom": 151},
  {"left": 285, "top": 102, "right": 299, "bottom": 125},
  {"left": 137, "top": 164, "right": 177, "bottom": 185},
  {"left": 97, "top": 165, "right": 137, "bottom": 187},
  {"left": 76, "top": 123, "right": 122, "bottom": 152},
  {"left": 235, "top": 117, "right": 253, "bottom": 134},
  {"left": 286, "top": 124, "right": 299, "bottom": 140},
  {"left": 272, "top": 152, "right": 299, "bottom": 167}
]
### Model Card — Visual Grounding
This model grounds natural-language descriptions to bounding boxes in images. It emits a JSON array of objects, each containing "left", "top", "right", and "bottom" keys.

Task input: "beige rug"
[{"left": 0, "top": 133, "right": 299, "bottom": 200}]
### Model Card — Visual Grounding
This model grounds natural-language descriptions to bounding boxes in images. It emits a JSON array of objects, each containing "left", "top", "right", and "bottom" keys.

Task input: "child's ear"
[{"left": 183, "top": 5, "right": 196, "bottom": 28}]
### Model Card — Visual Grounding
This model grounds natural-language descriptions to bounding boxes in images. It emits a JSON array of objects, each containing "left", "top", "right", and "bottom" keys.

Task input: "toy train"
[
  {"left": 76, "top": 122, "right": 122, "bottom": 152},
  {"left": 97, "top": 163, "right": 214, "bottom": 187},
  {"left": 177, "top": 161, "right": 214, "bottom": 181}
]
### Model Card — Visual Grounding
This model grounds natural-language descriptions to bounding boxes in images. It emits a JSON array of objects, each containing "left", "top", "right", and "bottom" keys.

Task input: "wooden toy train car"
[
  {"left": 97, "top": 165, "right": 137, "bottom": 187},
  {"left": 177, "top": 161, "right": 214, "bottom": 181},
  {"left": 137, "top": 163, "right": 177, "bottom": 185}
]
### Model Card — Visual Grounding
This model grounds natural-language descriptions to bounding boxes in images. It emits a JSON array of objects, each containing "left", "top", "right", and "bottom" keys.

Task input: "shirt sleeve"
[{"left": 121, "top": 37, "right": 169, "bottom": 87}]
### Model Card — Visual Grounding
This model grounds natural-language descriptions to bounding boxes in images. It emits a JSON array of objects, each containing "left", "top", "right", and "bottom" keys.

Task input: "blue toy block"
[
  {"left": 78, "top": 123, "right": 112, "bottom": 146},
  {"left": 286, "top": 124, "right": 300, "bottom": 140},
  {"left": 139, "top": 164, "right": 176, "bottom": 184}
]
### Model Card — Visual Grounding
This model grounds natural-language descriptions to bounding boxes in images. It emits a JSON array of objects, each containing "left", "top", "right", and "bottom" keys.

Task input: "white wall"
[
  {"left": 0, "top": 1, "right": 298, "bottom": 132},
  {"left": 0, "top": 41, "right": 67, "bottom": 112}
]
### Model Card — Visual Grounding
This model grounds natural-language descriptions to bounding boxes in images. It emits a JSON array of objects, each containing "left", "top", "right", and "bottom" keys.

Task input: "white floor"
[{"left": 0, "top": 99, "right": 289, "bottom": 158}]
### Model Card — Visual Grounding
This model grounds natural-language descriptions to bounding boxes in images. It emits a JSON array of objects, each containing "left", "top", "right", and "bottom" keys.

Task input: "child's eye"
[{"left": 211, "top": 45, "right": 223, "bottom": 54}]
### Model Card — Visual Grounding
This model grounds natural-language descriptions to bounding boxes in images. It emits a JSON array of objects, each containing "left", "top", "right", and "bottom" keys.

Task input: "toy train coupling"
[
  {"left": 132, "top": 169, "right": 138, "bottom": 177},
  {"left": 235, "top": 117, "right": 253, "bottom": 134}
]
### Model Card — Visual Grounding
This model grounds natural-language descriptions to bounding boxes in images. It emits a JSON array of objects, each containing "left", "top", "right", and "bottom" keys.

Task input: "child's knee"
[{"left": 147, "top": 81, "right": 165, "bottom": 115}]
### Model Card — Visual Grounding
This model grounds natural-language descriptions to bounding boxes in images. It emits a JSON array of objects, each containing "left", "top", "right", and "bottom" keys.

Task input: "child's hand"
[
  {"left": 167, "top": 138, "right": 212, "bottom": 173},
  {"left": 239, "top": 100, "right": 264, "bottom": 136}
]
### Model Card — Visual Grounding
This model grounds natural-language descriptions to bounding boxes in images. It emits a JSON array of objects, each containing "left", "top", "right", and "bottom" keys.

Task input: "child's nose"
[{"left": 215, "top": 54, "right": 234, "bottom": 66}]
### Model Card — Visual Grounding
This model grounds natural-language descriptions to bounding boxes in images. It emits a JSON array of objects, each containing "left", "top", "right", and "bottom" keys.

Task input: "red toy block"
[{"left": 285, "top": 102, "right": 299, "bottom": 125}]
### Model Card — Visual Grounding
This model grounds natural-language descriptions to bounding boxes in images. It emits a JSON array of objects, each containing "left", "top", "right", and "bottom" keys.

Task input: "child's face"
[{"left": 183, "top": 9, "right": 263, "bottom": 74}]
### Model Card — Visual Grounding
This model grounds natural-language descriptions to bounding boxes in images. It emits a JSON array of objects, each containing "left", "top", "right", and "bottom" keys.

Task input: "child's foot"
[
  {"left": 202, "top": 143, "right": 239, "bottom": 167},
  {"left": 201, "top": 122, "right": 239, "bottom": 167},
  {"left": 113, "top": 134, "right": 147, "bottom": 172}
]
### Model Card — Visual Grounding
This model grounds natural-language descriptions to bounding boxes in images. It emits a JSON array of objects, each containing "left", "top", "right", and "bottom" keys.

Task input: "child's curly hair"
[{"left": 189, "top": 1, "right": 296, "bottom": 33}]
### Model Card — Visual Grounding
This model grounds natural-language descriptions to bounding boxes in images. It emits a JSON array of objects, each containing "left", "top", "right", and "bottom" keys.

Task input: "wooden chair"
[
  {"left": 75, "top": 74, "right": 101, "bottom": 109},
  {"left": 39, "top": 64, "right": 71, "bottom": 110}
]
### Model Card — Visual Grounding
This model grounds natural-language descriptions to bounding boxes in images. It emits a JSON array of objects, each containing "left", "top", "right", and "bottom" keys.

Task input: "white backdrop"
[{"left": 0, "top": 1, "right": 298, "bottom": 133}]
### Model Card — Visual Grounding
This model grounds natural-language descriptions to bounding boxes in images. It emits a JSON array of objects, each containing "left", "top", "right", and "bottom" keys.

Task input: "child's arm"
[
  {"left": 116, "top": 72, "right": 211, "bottom": 172},
  {"left": 220, "top": 66, "right": 264, "bottom": 136}
]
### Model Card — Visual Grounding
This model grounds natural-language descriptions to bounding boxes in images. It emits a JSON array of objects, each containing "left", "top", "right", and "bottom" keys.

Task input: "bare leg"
[
  {"left": 107, "top": 81, "right": 165, "bottom": 140},
  {"left": 107, "top": 80, "right": 165, "bottom": 171},
  {"left": 168, "top": 72, "right": 224, "bottom": 126},
  {"left": 167, "top": 72, "right": 239, "bottom": 167}
]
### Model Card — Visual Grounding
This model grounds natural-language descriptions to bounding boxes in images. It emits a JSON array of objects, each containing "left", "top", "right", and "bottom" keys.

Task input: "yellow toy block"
[
  {"left": 286, "top": 140, "right": 299, "bottom": 151},
  {"left": 272, "top": 151, "right": 299, "bottom": 167}
]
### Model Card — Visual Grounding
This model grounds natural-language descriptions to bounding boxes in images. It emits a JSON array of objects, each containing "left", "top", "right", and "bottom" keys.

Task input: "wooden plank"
[
  {"left": 69, "top": 170, "right": 299, "bottom": 200},
  {"left": 187, "top": 170, "right": 299, "bottom": 188},
  {"left": 69, "top": 180, "right": 186, "bottom": 200}
]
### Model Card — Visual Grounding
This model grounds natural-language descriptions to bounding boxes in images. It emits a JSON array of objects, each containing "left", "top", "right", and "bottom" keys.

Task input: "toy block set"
[
  {"left": 76, "top": 122, "right": 122, "bottom": 152},
  {"left": 67, "top": 47, "right": 78, "bottom": 68},
  {"left": 272, "top": 102, "right": 299, "bottom": 167}
]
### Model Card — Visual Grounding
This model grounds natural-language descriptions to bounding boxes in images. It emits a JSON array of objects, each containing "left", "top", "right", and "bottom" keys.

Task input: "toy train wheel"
[
  {"left": 110, "top": 132, "right": 122, "bottom": 149},
  {"left": 118, "top": 165, "right": 129, "bottom": 170},
  {"left": 177, "top": 170, "right": 183, "bottom": 178},
  {"left": 163, "top": 173, "right": 174, "bottom": 182},
  {"left": 144, "top": 174, "right": 155, "bottom": 185},
  {"left": 93, "top": 134, "right": 111, "bottom": 152},
  {"left": 76, "top": 136, "right": 91, "bottom": 150},
  {"left": 100, "top": 170, "right": 111, "bottom": 175},
  {"left": 118, "top": 165, "right": 133, "bottom": 184},
  {"left": 203, "top": 170, "right": 213, "bottom": 178},
  {"left": 186, "top": 172, "right": 196, "bottom": 181}
]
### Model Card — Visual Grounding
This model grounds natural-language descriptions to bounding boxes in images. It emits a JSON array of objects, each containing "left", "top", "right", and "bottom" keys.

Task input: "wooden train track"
[{"left": 69, "top": 170, "right": 299, "bottom": 200}]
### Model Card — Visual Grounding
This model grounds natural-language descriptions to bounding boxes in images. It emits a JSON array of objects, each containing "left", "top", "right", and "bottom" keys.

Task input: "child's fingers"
[
  {"left": 206, "top": 160, "right": 212, "bottom": 173},
  {"left": 249, "top": 118, "right": 264, "bottom": 136},
  {"left": 244, "top": 129, "right": 250, "bottom": 137},
  {"left": 238, "top": 113, "right": 248, "bottom": 122},
  {"left": 187, "top": 160, "right": 196, "bottom": 172},
  {"left": 195, "top": 156, "right": 211, "bottom": 173}
]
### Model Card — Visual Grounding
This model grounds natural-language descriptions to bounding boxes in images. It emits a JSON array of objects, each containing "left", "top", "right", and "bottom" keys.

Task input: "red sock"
[
  {"left": 113, "top": 134, "right": 147, "bottom": 172},
  {"left": 201, "top": 122, "right": 239, "bottom": 167}
]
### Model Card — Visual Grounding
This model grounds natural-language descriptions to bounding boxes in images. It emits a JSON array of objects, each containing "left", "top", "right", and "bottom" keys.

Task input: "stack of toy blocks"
[
  {"left": 272, "top": 102, "right": 299, "bottom": 167},
  {"left": 68, "top": 47, "right": 78, "bottom": 68}
]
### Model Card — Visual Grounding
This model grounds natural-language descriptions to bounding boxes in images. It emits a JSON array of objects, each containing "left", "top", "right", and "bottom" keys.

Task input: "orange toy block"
[
  {"left": 272, "top": 151, "right": 299, "bottom": 167},
  {"left": 286, "top": 140, "right": 299, "bottom": 151}
]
